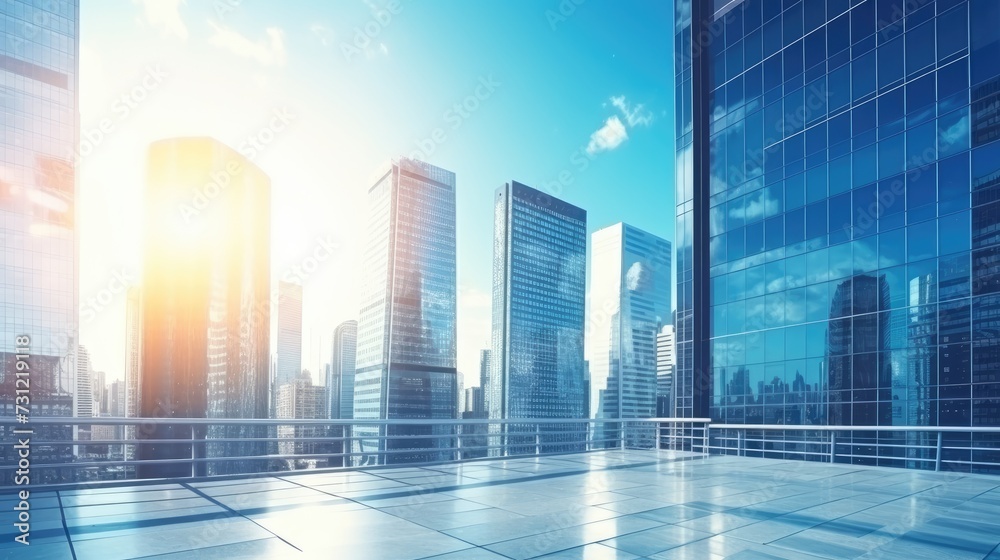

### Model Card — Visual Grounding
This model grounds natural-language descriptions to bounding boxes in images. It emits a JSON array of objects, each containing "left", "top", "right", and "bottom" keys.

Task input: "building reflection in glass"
[{"left": 352, "top": 158, "right": 457, "bottom": 466}]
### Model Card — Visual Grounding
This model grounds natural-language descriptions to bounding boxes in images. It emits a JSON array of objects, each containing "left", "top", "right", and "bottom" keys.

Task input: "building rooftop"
[{"left": 5, "top": 449, "right": 1000, "bottom": 559}]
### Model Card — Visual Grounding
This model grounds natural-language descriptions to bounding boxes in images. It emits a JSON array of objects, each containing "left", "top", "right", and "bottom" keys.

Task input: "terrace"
[{"left": 2, "top": 419, "right": 1000, "bottom": 559}]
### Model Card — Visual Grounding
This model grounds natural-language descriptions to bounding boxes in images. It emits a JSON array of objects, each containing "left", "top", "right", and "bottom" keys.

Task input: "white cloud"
[
  {"left": 208, "top": 22, "right": 286, "bottom": 66},
  {"left": 133, "top": 0, "right": 188, "bottom": 40},
  {"left": 586, "top": 116, "right": 628, "bottom": 155},
  {"left": 610, "top": 95, "right": 654, "bottom": 127}
]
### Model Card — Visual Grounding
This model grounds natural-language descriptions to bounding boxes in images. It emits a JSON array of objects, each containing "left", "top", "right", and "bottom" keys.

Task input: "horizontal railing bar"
[
  {"left": 709, "top": 424, "right": 1000, "bottom": 433},
  {"left": 0, "top": 417, "right": 710, "bottom": 427}
]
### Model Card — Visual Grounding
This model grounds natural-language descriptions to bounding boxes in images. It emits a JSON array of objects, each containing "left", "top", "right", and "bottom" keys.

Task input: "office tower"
[
  {"left": 276, "top": 281, "right": 303, "bottom": 399},
  {"left": 656, "top": 325, "right": 676, "bottom": 417},
  {"left": 125, "top": 287, "right": 141, "bottom": 418},
  {"left": 464, "top": 387, "right": 483, "bottom": 414},
  {"left": 478, "top": 349, "right": 491, "bottom": 396},
  {"left": 75, "top": 346, "right": 94, "bottom": 419},
  {"left": 138, "top": 137, "right": 271, "bottom": 478},
  {"left": 109, "top": 379, "right": 125, "bottom": 417},
  {"left": 589, "top": 223, "right": 671, "bottom": 448},
  {"left": 93, "top": 370, "right": 106, "bottom": 415},
  {"left": 0, "top": 0, "right": 79, "bottom": 483},
  {"left": 457, "top": 373, "right": 465, "bottom": 416},
  {"left": 353, "top": 158, "right": 458, "bottom": 465},
  {"left": 331, "top": 320, "right": 357, "bottom": 419},
  {"left": 675, "top": 0, "right": 1000, "bottom": 470},
  {"left": 489, "top": 181, "right": 587, "bottom": 454},
  {"left": 276, "top": 372, "right": 332, "bottom": 466}
]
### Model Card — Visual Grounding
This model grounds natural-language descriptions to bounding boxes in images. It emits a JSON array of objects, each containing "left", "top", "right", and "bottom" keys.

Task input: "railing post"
[
  {"left": 535, "top": 423, "right": 541, "bottom": 456},
  {"left": 620, "top": 422, "right": 626, "bottom": 450},
  {"left": 830, "top": 431, "right": 836, "bottom": 463},
  {"left": 702, "top": 424, "right": 709, "bottom": 456},
  {"left": 935, "top": 431, "right": 943, "bottom": 472},
  {"left": 456, "top": 424, "right": 462, "bottom": 462},
  {"left": 190, "top": 423, "right": 197, "bottom": 478},
  {"left": 738, "top": 430, "right": 744, "bottom": 457}
]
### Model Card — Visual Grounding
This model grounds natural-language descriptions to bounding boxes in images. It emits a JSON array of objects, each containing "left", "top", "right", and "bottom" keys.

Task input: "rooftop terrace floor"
[{"left": 3, "top": 450, "right": 1000, "bottom": 559}]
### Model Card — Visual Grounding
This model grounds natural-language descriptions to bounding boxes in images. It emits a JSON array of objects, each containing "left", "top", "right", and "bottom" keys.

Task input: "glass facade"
[
  {"left": 138, "top": 138, "right": 271, "bottom": 478},
  {"left": 353, "top": 158, "right": 457, "bottom": 465},
  {"left": 488, "top": 181, "right": 587, "bottom": 453},
  {"left": 0, "top": 0, "right": 79, "bottom": 484},
  {"left": 589, "top": 223, "right": 672, "bottom": 447},
  {"left": 275, "top": 280, "right": 303, "bottom": 399},
  {"left": 329, "top": 319, "right": 357, "bottom": 419},
  {"left": 677, "top": 0, "right": 1000, "bottom": 471}
]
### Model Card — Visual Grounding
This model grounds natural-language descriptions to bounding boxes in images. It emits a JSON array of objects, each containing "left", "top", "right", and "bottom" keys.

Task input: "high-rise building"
[
  {"left": 125, "top": 286, "right": 141, "bottom": 419},
  {"left": 138, "top": 137, "right": 271, "bottom": 478},
  {"left": 488, "top": 181, "right": 587, "bottom": 454},
  {"left": 0, "top": 0, "right": 79, "bottom": 483},
  {"left": 330, "top": 320, "right": 357, "bottom": 419},
  {"left": 276, "top": 281, "right": 303, "bottom": 402},
  {"left": 92, "top": 370, "right": 106, "bottom": 415},
  {"left": 75, "top": 346, "right": 93, "bottom": 419},
  {"left": 589, "top": 223, "right": 671, "bottom": 448},
  {"left": 464, "top": 387, "right": 483, "bottom": 415},
  {"left": 109, "top": 379, "right": 125, "bottom": 417},
  {"left": 478, "top": 349, "right": 491, "bottom": 393},
  {"left": 675, "top": 0, "right": 1000, "bottom": 470},
  {"left": 353, "top": 158, "right": 458, "bottom": 465},
  {"left": 656, "top": 325, "right": 676, "bottom": 418},
  {"left": 277, "top": 372, "right": 332, "bottom": 465}
]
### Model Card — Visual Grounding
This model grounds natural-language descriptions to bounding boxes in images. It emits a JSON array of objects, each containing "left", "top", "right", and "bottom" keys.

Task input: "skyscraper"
[
  {"left": 675, "top": 0, "right": 1000, "bottom": 470},
  {"left": 75, "top": 345, "right": 93, "bottom": 419},
  {"left": 330, "top": 319, "right": 357, "bottom": 419},
  {"left": 138, "top": 137, "right": 271, "bottom": 478},
  {"left": 124, "top": 285, "right": 141, "bottom": 455},
  {"left": 656, "top": 325, "right": 676, "bottom": 418},
  {"left": 353, "top": 158, "right": 457, "bottom": 465},
  {"left": 276, "top": 281, "right": 303, "bottom": 401},
  {"left": 589, "top": 223, "right": 671, "bottom": 448},
  {"left": 277, "top": 371, "right": 331, "bottom": 466},
  {"left": 0, "top": 0, "right": 78, "bottom": 483},
  {"left": 489, "top": 181, "right": 587, "bottom": 453}
]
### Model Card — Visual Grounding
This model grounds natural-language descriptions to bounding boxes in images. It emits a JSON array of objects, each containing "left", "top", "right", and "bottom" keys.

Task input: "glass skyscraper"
[
  {"left": 138, "top": 137, "right": 271, "bottom": 478},
  {"left": 0, "top": 0, "right": 78, "bottom": 484},
  {"left": 589, "top": 223, "right": 672, "bottom": 448},
  {"left": 488, "top": 181, "right": 587, "bottom": 453},
  {"left": 275, "top": 280, "right": 303, "bottom": 400},
  {"left": 329, "top": 319, "right": 357, "bottom": 419},
  {"left": 353, "top": 158, "right": 457, "bottom": 466},
  {"left": 676, "top": 0, "right": 1000, "bottom": 470}
]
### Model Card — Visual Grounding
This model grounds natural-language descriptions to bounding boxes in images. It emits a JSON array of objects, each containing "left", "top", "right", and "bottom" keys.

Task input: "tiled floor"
[{"left": 2, "top": 450, "right": 1000, "bottom": 559}]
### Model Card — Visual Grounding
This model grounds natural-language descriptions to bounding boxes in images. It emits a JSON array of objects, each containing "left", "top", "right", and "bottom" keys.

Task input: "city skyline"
[{"left": 75, "top": 0, "right": 674, "bottom": 382}]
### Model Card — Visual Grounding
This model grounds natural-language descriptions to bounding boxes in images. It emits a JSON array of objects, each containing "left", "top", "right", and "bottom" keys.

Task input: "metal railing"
[
  {"left": 2, "top": 417, "right": 998, "bottom": 489},
  {"left": 705, "top": 424, "right": 1000, "bottom": 474},
  {"left": 0, "top": 417, "right": 711, "bottom": 489}
]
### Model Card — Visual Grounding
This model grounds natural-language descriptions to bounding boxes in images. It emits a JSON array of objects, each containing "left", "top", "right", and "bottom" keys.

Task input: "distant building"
[
  {"left": 276, "top": 281, "right": 304, "bottom": 407},
  {"left": 330, "top": 320, "right": 357, "bottom": 420},
  {"left": 589, "top": 223, "right": 671, "bottom": 448},
  {"left": 277, "top": 372, "right": 332, "bottom": 466},
  {"left": 656, "top": 326, "right": 675, "bottom": 418}
]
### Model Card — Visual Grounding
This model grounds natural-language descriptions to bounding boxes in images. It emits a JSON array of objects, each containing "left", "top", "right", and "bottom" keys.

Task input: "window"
[
  {"left": 878, "top": 35, "right": 904, "bottom": 90},
  {"left": 905, "top": 20, "right": 935, "bottom": 76},
  {"left": 852, "top": 49, "right": 876, "bottom": 101},
  {"left": 938, "top": 3, "right": 968, "bottom": 62}
]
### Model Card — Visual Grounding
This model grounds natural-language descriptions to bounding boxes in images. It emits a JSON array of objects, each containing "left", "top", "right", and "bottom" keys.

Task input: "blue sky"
[{"left": 78, "top": 0, "right": 675, "bottom": 381}]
